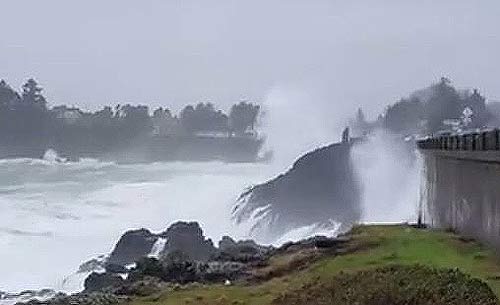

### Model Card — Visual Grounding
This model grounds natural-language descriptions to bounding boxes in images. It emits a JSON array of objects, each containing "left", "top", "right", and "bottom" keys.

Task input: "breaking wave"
[
  {"left": 0, "top": 147, "right": 354, "bottom": 297},
  {"left": 0, "top": 156, "right": 271, "bottom": 294}
]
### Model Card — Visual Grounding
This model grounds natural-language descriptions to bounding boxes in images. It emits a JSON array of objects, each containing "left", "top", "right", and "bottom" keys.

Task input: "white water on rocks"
[
  {"left": 0, "top": 156, "right": 272, "bottom": 294},
  {"left": 0, "top": 148, "right": 348, "bottom": 298},
  {"left": 148, "top": 238, "right": 168, "bottom": 258}
]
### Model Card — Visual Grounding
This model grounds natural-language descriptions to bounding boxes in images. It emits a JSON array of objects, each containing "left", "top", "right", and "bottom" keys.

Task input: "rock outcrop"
[
  {"left": 106, "top": 222, "right": 219, "bottom": 267},
  {"left": 84, "top": 273, "right": 125, "bottom": 293},
  {"left": 160, "top": 221, "right": 217, "bottom": 261},
  {"left": 233, "top": 139, "right": 362, "bottom": 243},
  {"left": 20, "top": 222, "right": 351, "bottom": 305},
  {"left": 79, "top": 222, "right": 276, "bottom": 293},
  {"left": 107, "top": 229, "right": 157, "bottom": 265},
  {"left": 216, "top": 236, "right": 270, "bottom": 262}
]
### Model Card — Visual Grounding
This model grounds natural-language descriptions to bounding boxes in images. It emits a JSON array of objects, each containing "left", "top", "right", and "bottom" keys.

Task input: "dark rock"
[
  {"left": 313, "top": 236, "right": 350, "bottom": 248},
  {"left": 128, "top": 257, "right": 165, "bottom": 282},
  {"left": 128, "top": 251, "right": 246, "bottom": 285},
  {"left": 216, "top": 236, "right": 272, "bottom": 262},
  {"left": 30, "top": 292, "right": 124, "bottom": 305},
  {"left": 84, "top": 272, "right": 125, "bottom": 292},
  {"left": 104, "top": 263, "right": 128, "bottom": 274},
  {"left": 233, "top": 140, "right": 362, "bottom": 243},
  {"left": 160, "top": 221, "right": 216, "bottom": 262},
  {"left": 274, "top": 236, "right": 350, "bottom": 254},
  {"left": 108, "top": 229, "right": 157, "bottom": 265},
  {"left": 203, "top": 261, "right": 247, "bottom": 282}
]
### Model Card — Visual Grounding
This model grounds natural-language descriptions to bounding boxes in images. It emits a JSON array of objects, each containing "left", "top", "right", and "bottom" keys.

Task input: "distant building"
[
  {"left": 152, "top": 116, "right": 181, "bottom": 136},
  {"left": 51, "top": 106, "right": 83, "bottom": 124}
]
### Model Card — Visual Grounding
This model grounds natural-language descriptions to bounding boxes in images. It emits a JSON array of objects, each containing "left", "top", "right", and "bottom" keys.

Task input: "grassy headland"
[{"left": 129, "top": 225, "right": 500, "bottom": 305}]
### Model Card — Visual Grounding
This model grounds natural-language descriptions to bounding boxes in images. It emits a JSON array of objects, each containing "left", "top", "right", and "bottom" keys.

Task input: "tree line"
[
  {"left": 0, "top": 79, "right": 261, "bottom": 150},
  {"left": 350, "top": 77, "right": 493, "bottom": 136}
]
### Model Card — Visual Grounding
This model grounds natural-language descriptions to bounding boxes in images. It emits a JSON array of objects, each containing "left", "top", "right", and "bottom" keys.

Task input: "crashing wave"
[
  {"left": 42, "top": 149, "right": 67, "bottom": 163},
  {"left": 0, "top": 150, "right": 115, "bottom": 171}
]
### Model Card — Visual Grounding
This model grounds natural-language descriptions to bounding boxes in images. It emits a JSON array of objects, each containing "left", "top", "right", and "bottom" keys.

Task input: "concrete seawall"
[{"left": 420, "top": 138, "right": 500, "bottom": 248}]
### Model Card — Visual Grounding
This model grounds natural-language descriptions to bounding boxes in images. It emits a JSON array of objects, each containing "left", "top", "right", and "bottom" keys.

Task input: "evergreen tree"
[
  {"left": 21, "top": 78, "right": 47, "bottom": 109},
  {"left": 229, "top": 102, "right": 260, "bottom": 136}
]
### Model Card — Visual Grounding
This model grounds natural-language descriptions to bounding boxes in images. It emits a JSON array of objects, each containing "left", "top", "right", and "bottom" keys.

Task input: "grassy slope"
[{"left": 130, "top": 225, "right": 500, "bottom": 305}]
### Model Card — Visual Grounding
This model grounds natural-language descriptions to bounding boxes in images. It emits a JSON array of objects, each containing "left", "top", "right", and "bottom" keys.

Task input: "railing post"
[{"left": 495, "top": 128, "right": 500, "bottom": 150}]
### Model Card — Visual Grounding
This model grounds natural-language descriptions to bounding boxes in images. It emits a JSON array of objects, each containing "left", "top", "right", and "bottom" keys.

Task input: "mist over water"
[{"left": 0, "top": 86, "right": 423, "bottom": 296}]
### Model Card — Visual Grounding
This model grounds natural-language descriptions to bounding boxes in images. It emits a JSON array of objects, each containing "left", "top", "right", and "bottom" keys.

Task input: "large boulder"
[
  {"left": 217, "top": 236, "right": 272, "bottom": 262},
  {"left": 233, "top": 140, "right": 362, "bottom": 243},
  {"left": 160, "top": 221, "right": 217, "bottom": 261},
  {"left": 108, "top": 229, "right": 157, "bottom": 265},
  {"left": 129, "top": 254, "right": 199, "bottom": 284},
  {"left": 83, "top": 272, "right": 125, "bottom": 292}
]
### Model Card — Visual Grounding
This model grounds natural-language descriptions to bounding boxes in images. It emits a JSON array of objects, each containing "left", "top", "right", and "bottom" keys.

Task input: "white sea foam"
[
  {"left": 0, "top": 145, "right": 352, "bottom": 296},
  {"left": 0, "top": 157, "right": 272, "bottom": 294},
  {"left": 274, "top": 220, "right": 341, "bottom": 246},
  {"left": 0, "top": 290, "right": 56, "bottom": 305},
  {"left": 148, "top": 238, "right": 167, "bottom": 258}
]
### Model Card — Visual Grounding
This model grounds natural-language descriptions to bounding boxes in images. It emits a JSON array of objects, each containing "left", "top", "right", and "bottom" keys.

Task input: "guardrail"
[{"left": 417, "top": 129, "right": 500, "bottom": 151}]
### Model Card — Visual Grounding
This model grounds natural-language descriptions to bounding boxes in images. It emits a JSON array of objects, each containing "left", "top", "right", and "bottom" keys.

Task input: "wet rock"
[
  {"left": 233, "top": 141, "right": 362, "bottom": 243},
  {"left": 160, "top": 222, "right": 216, "bottom": 261},
  {"left": 203, "top": 261, "right": 247, "bottom": 282},
  {"left": 313, "top": 236, "right": 350, "bottom": 248},
  {"left": 275, "top": 236, "right": 350, "bottom": 254},
  {"left": 84, "top": 272, "right": 125, "bottom": 292},
  {"left": 108, "top": 229, "right": 157, "bottom": 265},
  {"left": 216, "top": 236, "right": 272, "bottom": 262},
  {"left": 104, "top": 263, "right": 128, "bottom": 274}
]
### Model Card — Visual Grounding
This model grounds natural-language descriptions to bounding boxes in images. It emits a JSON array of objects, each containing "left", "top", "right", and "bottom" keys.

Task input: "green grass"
[{"left": 129, "top": 225, "right": 500, "bottom": 305}]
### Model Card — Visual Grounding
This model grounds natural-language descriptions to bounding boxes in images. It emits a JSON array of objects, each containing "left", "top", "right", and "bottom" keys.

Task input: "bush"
[{"left": 272, "top": 265, "right": 498, "bottom": 305}]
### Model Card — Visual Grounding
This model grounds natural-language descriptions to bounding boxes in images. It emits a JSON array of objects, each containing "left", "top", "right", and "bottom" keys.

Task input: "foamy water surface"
[{"left": 0, "top": 156, "right": 272, "bottom": 294}]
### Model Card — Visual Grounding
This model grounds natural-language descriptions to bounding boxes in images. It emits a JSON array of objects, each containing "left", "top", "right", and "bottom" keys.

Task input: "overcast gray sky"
[{"left": 1, "top": 0, "right": 500, "bottom": 117}]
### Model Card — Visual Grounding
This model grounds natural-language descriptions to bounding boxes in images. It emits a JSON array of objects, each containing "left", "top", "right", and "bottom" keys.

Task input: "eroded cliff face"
[
  {"left": 233, "top": 141, "right": 362, "bottom": 243},
  {"left": 423, "top": 152, "right": 500, "bottom": 248}
]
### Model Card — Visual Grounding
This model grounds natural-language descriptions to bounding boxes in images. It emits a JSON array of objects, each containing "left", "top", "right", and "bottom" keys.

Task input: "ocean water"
[{"left": 0, "top": 156, "right": 272, "bottom": 294}]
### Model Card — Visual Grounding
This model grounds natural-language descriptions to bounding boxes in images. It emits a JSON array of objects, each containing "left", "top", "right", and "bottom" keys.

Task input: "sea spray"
[
  {"left": 259, "top": 84, "right": 353, "bottom": 172},
  {"left": 350, "top": 130, "right": 420, "bottom": 223}
]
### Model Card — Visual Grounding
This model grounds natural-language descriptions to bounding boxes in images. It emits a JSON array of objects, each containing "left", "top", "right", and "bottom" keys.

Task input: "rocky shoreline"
[
  {"left": 7, "top": 224, "right": 500, "bottom": 305},
  {"left": 14, "top": 221, "right": 348, "bottom": 305}
]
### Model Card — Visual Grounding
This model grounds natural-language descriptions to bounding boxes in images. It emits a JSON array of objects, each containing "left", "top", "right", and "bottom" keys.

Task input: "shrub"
[{"left": 272, "top": 265, "right": 498, "bottom": 305}]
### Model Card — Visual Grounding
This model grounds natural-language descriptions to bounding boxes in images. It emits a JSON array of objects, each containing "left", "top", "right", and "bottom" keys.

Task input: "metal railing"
[{"left": 417, "top": 129, "right": 500, "bottom": 151}]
